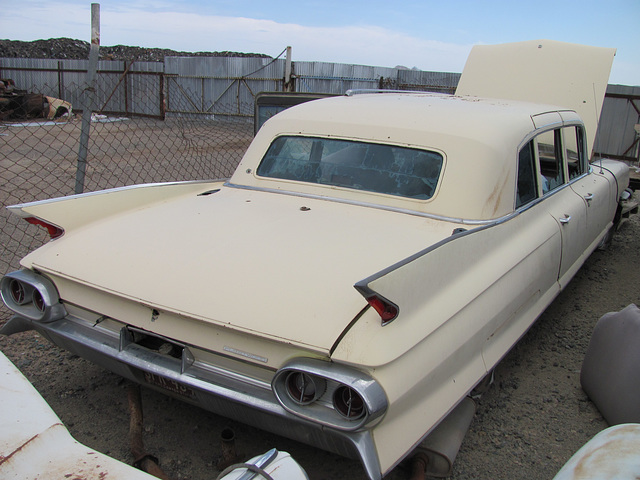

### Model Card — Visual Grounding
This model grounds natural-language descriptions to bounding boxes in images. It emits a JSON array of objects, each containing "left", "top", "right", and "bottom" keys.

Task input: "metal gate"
[{"left": 163, "top": 56, "right": 287, "bottom": 119}]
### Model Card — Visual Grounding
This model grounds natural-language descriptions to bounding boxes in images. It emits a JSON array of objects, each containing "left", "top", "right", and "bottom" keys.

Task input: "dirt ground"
[{"left": 1, "top": 115, "right": 639, "bottom": 479}]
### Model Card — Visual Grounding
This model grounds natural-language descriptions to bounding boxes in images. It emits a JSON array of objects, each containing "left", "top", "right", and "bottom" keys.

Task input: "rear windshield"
[{"left": 256, "top": 136, "right": 443, "bottom": 200}]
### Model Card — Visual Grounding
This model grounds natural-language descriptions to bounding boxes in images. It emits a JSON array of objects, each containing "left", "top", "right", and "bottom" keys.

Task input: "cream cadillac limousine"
[{"left": 0, "top": 41, "right": 634, "bottom": 478}]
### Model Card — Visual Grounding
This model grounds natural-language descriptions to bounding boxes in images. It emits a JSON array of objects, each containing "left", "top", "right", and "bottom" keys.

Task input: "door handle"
[
  {"left": 584, "top": 193, "right": 594, "bottom": 204},
  {"left": 559, "top": 214, "right": 571, "bottom": 224}
]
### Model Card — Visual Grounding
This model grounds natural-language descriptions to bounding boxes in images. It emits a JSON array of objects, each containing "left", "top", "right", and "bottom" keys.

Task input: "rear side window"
[
  {"left": 256, "top": 136, "right": 443, "bottom": 200},
  {"left": 536, "top": 129, "right": 565, "bottom": 194},
  {"left": 516, "top": 141, "right": 537, "bottom": 208},
  {"left": 516, "top": 125, "right": 587, "bottom": 208}
]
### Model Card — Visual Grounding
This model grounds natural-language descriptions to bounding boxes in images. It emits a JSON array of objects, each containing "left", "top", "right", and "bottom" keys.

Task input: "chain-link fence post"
[{"left": 75, "top": 3, "right": 101, "bottom": 194}]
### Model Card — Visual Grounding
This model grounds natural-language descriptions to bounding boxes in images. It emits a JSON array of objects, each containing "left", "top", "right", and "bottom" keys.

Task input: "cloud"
[
  {"left": 0, "top": 2, "right": 91, "bottom": 41},
  {"left": 92, "top": 8, "right": 472, "bottom": 72},
  {"left": 3, "top": 2, "right": 634, "bottom": 83},
  {"left": 609, "top": 59, "right": 640, "bottom": 86}
]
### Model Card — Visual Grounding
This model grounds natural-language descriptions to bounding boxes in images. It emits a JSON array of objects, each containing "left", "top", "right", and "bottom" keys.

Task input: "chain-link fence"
[
  {"left": 1, "top": 78, "right": 254, "bottom": 321},
  {"left": 1, "top": 54, "right": 464, "bottom": 323}
]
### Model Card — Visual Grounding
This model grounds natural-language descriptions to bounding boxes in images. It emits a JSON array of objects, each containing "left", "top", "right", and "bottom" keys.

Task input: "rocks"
[{"left": 0, "top": 37, "right": 270, "bottom": 62}]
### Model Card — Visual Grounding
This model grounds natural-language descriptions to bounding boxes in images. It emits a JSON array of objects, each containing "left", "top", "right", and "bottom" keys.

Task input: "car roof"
[
  {"left": 230, "top": 93, "right": 580, "bottom": 221},
  {"left": 259, "top": 92, "right": 564, "bottom": 149}
]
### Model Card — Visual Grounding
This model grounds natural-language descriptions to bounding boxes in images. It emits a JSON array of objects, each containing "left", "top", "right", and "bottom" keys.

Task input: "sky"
[{"left": 1, "top": 0, "right": 638, "bottom": 86}]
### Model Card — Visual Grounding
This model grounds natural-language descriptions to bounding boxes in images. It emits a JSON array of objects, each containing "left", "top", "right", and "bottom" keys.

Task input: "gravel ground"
[{"left": 0, "top": 201, "right": 638, "bottom": 480}]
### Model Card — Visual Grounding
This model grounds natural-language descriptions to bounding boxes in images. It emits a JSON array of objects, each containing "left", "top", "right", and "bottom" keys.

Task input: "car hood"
[{"left": 23, "top": 185, "right": 455, "bottom": 351}]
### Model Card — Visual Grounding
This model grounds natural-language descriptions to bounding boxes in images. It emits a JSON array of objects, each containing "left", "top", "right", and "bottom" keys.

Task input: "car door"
[
  {"left": 534, "top": 128, "right": 588, "bottom": 287},
  {"left": 570, "top": 169, "right": 616, "bottom": 254},
  {"left": 564, "top": 124, "right": 616, "bottom": 255}
]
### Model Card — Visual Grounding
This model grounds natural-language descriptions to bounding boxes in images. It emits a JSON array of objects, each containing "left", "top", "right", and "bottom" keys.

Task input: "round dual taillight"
[
  {"left": 333, "top": 386, "right": 366, "bottom": 420},
  {"left": 32, "top": 289, "right": 46, "bottom": 313},
  {"left": 9, "top": 279, "right": 26, "bottom": 304},
  {"left": 272, "top": 359, "right": 387, "bottom": 431},
  {"left": 285, "top": 371, "right": 326, "bottom": 405},
  {"left": 1, "top": 270, "right": 67, "bottom": 323},
  {"left": 9, "top": 279, "right": 45, "bottom": 312}
]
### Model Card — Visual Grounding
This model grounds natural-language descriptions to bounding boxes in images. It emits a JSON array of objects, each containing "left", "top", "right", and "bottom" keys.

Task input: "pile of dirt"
[{"left": 0, "top": 37, "right": 271, "bottom": 62}]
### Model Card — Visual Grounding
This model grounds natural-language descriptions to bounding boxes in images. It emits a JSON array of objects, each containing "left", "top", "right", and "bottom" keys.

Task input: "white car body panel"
[
  {"left": 552, "top": 424, "right": 640, "bottom": 480},
  {"left": 0, "top": 351, "right": 155, "bottom": 480}
]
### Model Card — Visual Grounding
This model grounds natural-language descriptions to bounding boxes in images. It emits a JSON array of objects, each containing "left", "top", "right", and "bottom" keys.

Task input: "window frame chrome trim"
[
  {"left": 514, "top": 119, "right": 589, "bottom": 210},
  {"left": 225, "top": 182, "right": 501, "bottom": 226}
]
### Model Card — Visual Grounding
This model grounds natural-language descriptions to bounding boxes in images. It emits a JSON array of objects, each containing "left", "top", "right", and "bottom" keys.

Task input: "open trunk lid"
[{"left": 455, "top": 39, "right": 616, "bottom": 156}]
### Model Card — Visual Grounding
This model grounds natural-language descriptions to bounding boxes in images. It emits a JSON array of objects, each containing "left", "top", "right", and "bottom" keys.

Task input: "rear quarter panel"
[{"left": 333, "top": 208, "right": 562, "bottom": 473}]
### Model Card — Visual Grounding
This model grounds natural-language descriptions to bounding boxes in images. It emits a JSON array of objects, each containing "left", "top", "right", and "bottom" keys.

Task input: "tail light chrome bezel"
[
  {"left": 333, "top": 385, "right": 367, "bottom": 420},
  {"left": 272, "top": 357, "right": 387, "bottom": 431},
  {"left": 0, "top": 270, "right": 66, "bottom": 322},
  {"left": 285, "top": 370, "right": 327, "bottom": 405}
]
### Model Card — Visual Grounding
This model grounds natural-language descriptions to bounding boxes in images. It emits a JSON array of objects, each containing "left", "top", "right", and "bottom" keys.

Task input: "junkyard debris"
[{"left": 0, "top": 78, "right": 72, "bottom": 121}]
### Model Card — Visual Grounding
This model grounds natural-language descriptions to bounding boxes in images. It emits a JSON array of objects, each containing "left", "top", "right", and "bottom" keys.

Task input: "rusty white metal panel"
[
  {"left": 0, "top": 351, "right": 155, "bottom": 479},
  {"left": 127, "top": 78, "right": 162, "bottom": 117},
  {"left": 164, "top": 56, "right": 283, "bottom": 79},
  {"left": 39, "top": 59, "right": 90, "bottom": 111},
  {"left": 0, "top": 57, "right": 164, "bottom": 117},
  {"left": 92, "top": 60, "right": 125, "bottom": 112},
  {"left": 92, "top": 60, "right": 163, "bottom": 117},
  {"left": 398, "top": 70, "right": 460, "bottom": 93},
  {"left": 294, "top": 61, "right": 396, "bottom": 94},
  {"left": 58, "top": 59, "right": 90, "bottom": 108},
  {"left": 129, "top": 62, "right": 164, "bottom": 73},
  {"left": 0, "top": 58, "right": 85, "bottom": 109},
  {"left": 294, "top": 61, "right": 459, "bottom": 95},
  {"left": 552, "top": 424, "right": 640, "bottom": 480}
]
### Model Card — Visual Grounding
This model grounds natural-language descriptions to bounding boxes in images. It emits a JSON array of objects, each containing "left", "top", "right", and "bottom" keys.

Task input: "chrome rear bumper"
[{"left": 1, "top": 314, "right": 382, "bottom": 479}]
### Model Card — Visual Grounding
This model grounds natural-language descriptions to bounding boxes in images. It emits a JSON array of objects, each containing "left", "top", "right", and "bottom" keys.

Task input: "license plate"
[{"left": 143, "top": 371, "right": 196, "bottom": 399}]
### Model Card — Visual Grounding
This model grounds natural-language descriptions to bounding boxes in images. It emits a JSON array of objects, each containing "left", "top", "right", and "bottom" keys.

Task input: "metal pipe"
[
  {"left": 284, "top": 46, "right": 293, "bottom": 92},
  {"left": 413, "top": 396, "right": 477, "bottom": 478},
  {"left": 409, "top": 452, "right": 429, "bottom": 480},
  {"left": 217, "top": 427, "right": 243, "bottom": 470},
  {"left": 127, "top": 384, "right": 171, "bottom": 480}
]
